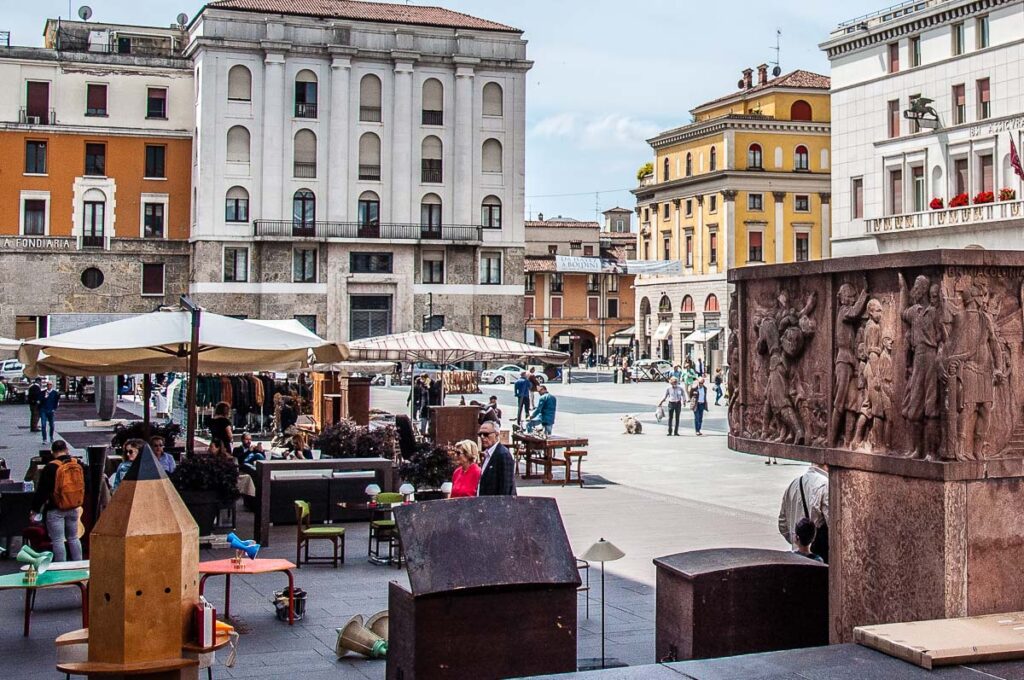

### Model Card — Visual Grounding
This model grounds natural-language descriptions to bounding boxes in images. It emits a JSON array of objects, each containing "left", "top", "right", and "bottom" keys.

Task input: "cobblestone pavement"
[{"left": 0, "top": 381, "right": 805, "bottom": 678}]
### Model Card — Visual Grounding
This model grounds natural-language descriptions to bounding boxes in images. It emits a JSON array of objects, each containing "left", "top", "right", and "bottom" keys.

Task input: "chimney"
[
  {"left": 742, "top": 68, "right": 753, "bottom": 89},
  {"left": 757, "top": 63, "right": 769, "bottom": 85},
  {"left": 537, "top": 212, "right": 544, "bottom": 221}
]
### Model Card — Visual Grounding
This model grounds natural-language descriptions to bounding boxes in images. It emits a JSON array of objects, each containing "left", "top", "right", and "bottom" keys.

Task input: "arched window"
[
  {"left": 422, "top": 78, "right": 443, "bottom": 125},
  {"left": 227, "top": 65, "right": 251, "bottom": 101},
  {"left": 82, "top": 188, "right": 106, "bottom": 246},
  {"left": 663, "top": 158, "right": 670, "bottom": 182},
  {"left": 421, "top": 193, "right": 442, "bottom": 235},
  {"left": 359, "top": 74, "right": 382, "bottom": 122},
  {"left": 685, "top": 153, "right": 693, "bottom": 177},
  {"left": 358, "top": 190, "right": 380, "bottom": 231},
  {"left": 481, "top": 195, "right": 502, "bottom": 228},
  {"left": 225, "top": 186, "right": 249, "bottom": 223},
  {"left": 482, "top": 82, "right": 503, "bottom": 116},
  {"left": 293, "top": 129, "right": 317, "bottom": 178},
  {"left": 421, "top": 135, "right": 442, "bottom": 183},
  {"left": 482, "top": 139, "right": 503, "bottom": 173},
  {"left": 709, "top": 146, "right": 717, "bottom": 171},
  {"left": 790, "top": 99, "right": 813, "bottom": 121},
  {"left": 748, "top": 143, "right": 763, "bottom": 169},
  {"left": 705, "top": 294, "right": 719, "bottom": 312},
  {"left": 226, "top": 125, "right": 250, "bottom": 163},
  {"left": 681, "top": 295, "right": 695, "bottom": 313},
  {"left": 292, "top": 189, "right": 315, "bottom": 234},
  {"left": 794, "top": 145, "right": 809, "bottom": 171},
  {"left": 294, "top": 69, "right": 318, "bottom": 118},
  {"left": 659, "top": 295, "right": 672, "bottom": 314},
  {"left": 358, "top": 132, "right": 381, "bottom": 181}
]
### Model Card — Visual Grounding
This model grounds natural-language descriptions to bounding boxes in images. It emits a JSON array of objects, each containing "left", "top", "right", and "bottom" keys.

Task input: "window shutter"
[
  {"left": 87, "top": 84, "right": 106, "bottom": 111},
  {"left": 482, "top": 139, "right": 502, "bottom": 172},
  {"left": 228, "top": 66, "right": 251, "bottom": 100},
  {"left": 359, "top": 133, "right": 381, "bottom": 164},
  {"left": 423, "top": 79, "right": 443, "bottom": 110},
  {"left": 360, "top": 74, "right": 382, "bottom": 108},
  {"left": 227, "top": 126, "right": 250, "bottom": 162},
  {"left": 482, "top": 82, "right": 503, "bottom": 116},
  {"left": 979, "top": 79, "right": 990, "bottom": 103},
  {"left": 750, "top": 232, "right": 762, "bottom": 248},
  {"left": 142, "top": 263, "right": 164, "bottom": 296},
  {"left": 294, "top": 130, "right": 317, "bottom": 164}
]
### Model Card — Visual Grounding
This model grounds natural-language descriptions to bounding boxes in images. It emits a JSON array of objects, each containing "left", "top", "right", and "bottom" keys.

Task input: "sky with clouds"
[{"left": 6, "top": 0, "right": 885, "bottom": 222}]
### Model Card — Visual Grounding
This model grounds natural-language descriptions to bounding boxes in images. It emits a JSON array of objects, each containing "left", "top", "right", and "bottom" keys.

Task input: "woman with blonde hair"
[{"left": 449, "top": 439, "right": 482, "bottom": 498}]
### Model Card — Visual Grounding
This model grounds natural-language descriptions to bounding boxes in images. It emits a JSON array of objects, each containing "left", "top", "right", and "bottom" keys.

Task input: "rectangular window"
[
  {"left": 976, "top": 15, "right": 989, "bottom": 49},
  {"left": 709, "top": 231, "right": 718, "bottom": 265},
  {"left": 912, "top": 166, "right": 926, "bottom": 212},
  {"left": 423, "top": 314, "right": 444, "bottom": 332},
  {"left": 141, "top": 263, "right": 164, "bottom": 296},
  {"left": 748, "top": 193, "right": 763, "bottom": 211},
  {"left": 295, "top": 81, "right": 318, "bottom": 119},
  {"left": 85, "top": 143, "right": 106, "bottom": 176},
  {"left": 795, "top": 233, "right": 810, "bottom": 262},
  {"left": 955, "top": 158, "right": 969, "bottom": 196},
  {"left": 980, "top": 154, "right": 994, "bottom": 193},
  {"left": 748, "top": 231, "right": 763, "bottom": 262},
  {"left": 888, "top": 42, "right": 900, "bottom": 73},
  {"left": 223, "top": 247, "right": 248, "bottom": 282},
  {"left": 685, "top": 199, "right": 692, "bottom": 216},
  {"left": 524, "top": 297, "right": 535, "bottom": 320},
  {"left": 587, "top": 297, "right": 599, "bottom": 320},
  {"left": 953, "top": 84, "right": 966, "bottom": 124},
  {"left": 888, "top": 99, "right": 900, "bottom": 138},
  {"left": 910, "top": 36, "right": 921, "bottom": 67},
  {"left": 583, "top": 245, "right": 594, "bottom": 256},
  {"left": 225, "top": 194, "right": 248, "bottom": 222},
  {"left": 349, "top": 295, "right": 392, "bottom": 341},
  {"left": 86, "top": 83, "right": 107, "bottom": 116},
  {"left": 607, "top": 298, "right": 619, "bottom": 318},
  {"left": 852, "top": 177, "right": 864, "bottom": 218},
  {"left": 663, "top": 238, "right": 670, "bottom": 260},
  {"left": 480, "top": 253, "right": 502, "bottom": 284},
  {"left": 794, "top": 195, "right": 810, "bottom": 212},
  {"left": 608, "top": 275, "right": 618, "bottom": 293},
  {"left": 550, "top": 273, "right": 563, "bottom": 293},
  {"left": 551, "top": 297, "right": 563, "bottom": 319},
  {"left": 889, "top": 168, "right": 903, "bottom": 215},
  {"left": 421, "top": 158, "right": 442, "bottom": 183},
  {"left": 662, "top": 203, "right": 669, "bottom": 220},
  {"left": 977, "top": 78, "right": 991, "bottom": 120},
  {"left": 548, "top": 245, "right": 558, "bottom": 255},
  {"left": 614, "top": 218, "right": 624, "bottom": 231},
  {"left": 143, "top": 203, "right": 165, "bottom": 238},
  {"left": 908, "top": 94, "right": 921, "bottom": 133},
  {"left": 146, "top": 87, "right": 167, "bottom": 119},
  {"left": 23, "top": 199, "right": 45, "bottom": 236},
  {"left": 586, "top": 274, "right": 600, "bottom": 293},
  {"left": 482, "top": 202, "right": 502, "bottom": 228},
  {"left": 524, "top": 273, "right": 535, "bottom": 293},
  {"left": 294, "top": 315, "right": 317, "bottom": 335},
  {"left": 83, "top": 201, "right": 104, "bottom": 244},
  {"left": 145, "top": 145, "right": 166, "bottom": 178},
  {"left": 293, "top": 248, "right": 318, "bottom": 282},
  {"left": 350, "top": 252, "right": 393, "bottom": 274},
  {"left": 952, "top": 22, "right": 965, "bottom": 56},
  {"left": 25, "top": 141, "right": 46, "bottom": 174},
  {"left": 481, "top": 315, "right": 502, "bottom": 339},
  {"left": 422, "top": 251, "right": 444, "bottom": 284},
  {"left": 709, "top": 195, "right": 717, "bottom": 212},
  {"left": 685, "top": 233, "right": 693, "bottom": 267}
]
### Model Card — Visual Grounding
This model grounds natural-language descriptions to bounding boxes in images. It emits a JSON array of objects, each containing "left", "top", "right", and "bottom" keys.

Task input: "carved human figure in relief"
[
  {"left": 756, "top": 289, "right": 817, "bottom": 445},
  {"left": 830, "top": 281, "right": 868, "bottom": 447},
  {"left": 899, "top": 274, "right": 946, "bottom": 459},
  {"left": 852, "top": 299, "right": 887, "bottom": 450},
  {"left": 944, "top": 280, "right": 1005, "bottom": 460}
]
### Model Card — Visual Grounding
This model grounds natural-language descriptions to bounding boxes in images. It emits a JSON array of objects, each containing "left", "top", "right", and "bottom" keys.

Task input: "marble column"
[
  {"left": 722, "top": 190, "right": 736, "bottom": 269},
  {"left": 773, "top": 191, "right": 786, "bottom": 263},
  {"left": 391, "top": 59, "right": 415, "bottom": 224},
  {"left": 261, "top": 51, "right": 286, "bottom": 219},
  {"left": 453, "top": 63, "right": 475, "bottom": 226},
  {"left": 819, "top": 192, "right": 832, "bottom": 259},
  {"left": 694, "top": 195, "right": 704, "bottom": 274},
  {"left": 327, "top": 51, "right": 352, "bottom": 222}
]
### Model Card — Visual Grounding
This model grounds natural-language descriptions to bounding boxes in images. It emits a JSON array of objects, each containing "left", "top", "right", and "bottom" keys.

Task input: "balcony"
[
  {"left": 295, "top": 102, "right": 318, "bottom": 119},
  {"left": 253, "top": 220, "right": 483, "bottom": 243},
  {"left": 359, "top": 106, "right": 382, "bottom": 123},
  {"left": 421, "top": 166, "right": 442, "bottom": 183},
  {"left": 18, "top": 108, "right": 56, "bottom": 125},
  {"left": 293, "top": 162, "right": 317, "bottom": 179},
  {"left": 422, "top": 109, "right": 443, "bottom": 126},
  {"left": 866, "top": 199, "right": 1024, "bottom": 235},
  {"left": 359, "top": 164, "right": 381, "bottom": 181}
]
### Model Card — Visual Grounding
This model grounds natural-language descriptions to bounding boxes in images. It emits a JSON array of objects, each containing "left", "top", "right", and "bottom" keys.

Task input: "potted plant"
[
  {"left": 949, "top": 192, "right": 970, "bottom": 207},
  {"left": 973, "top": 190, "right": 995, "bottom": 204},
  {"left": 1000, "top": 187, "right": 1016, "bottom": 201},
  {"left": 111, "top": 421, "right": 182, "bottom": 452},
  {"left": 929, "top": 197, "right": 944, "bottom": 210},
  {"left": 398, "top": 443, "right": 455, "bottom": 501},
  {"left": 636, "top": 162, "right": 653, "bottom": 181},
  {"left": 314, "top": 419, "right": 396, "bottom": 459},
  {"left": 170, "top": 454, "right": 239, "bottom": 535}
]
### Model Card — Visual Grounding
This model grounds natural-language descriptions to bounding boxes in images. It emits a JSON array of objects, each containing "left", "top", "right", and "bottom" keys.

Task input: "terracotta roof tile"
[
  {"left": 602, "top": 232, "right": 636, "bottom": 241},
  {"left": 524, "top": 257, "right": 557, "bottom": 273},
  {"left": 208, "top": 0, "right": 519, "bottom": 32},
  {"left": 694, "top": 69, "right": 830, "bottom": 111},
  {"left": 525, "top": 220, "right": 600, "bottom": 229}
]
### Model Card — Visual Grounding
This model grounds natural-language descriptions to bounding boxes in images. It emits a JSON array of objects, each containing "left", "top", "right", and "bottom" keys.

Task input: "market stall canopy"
[
  {"left": 346, "top": 329, "right": 570, "bottom": 366},
  {"left": 0, "top": 336, "right": 21, "bottom": 352},
  {"left": 247, "top": 319, "right": 323, "bottom": 342},
  {"left": 19, "top": 310, "right": 346, "bottom": 377}
]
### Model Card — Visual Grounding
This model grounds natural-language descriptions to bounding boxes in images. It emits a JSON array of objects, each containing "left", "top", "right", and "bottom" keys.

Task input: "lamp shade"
[
  {"left": 581, "top": 538, "right": 625, "bottom": 563},
  {"left": 440, "top": 482, "right": 453, "bottom": 494},
  {"left": 365, "top": 484, "right": 382, "bottom": 497},
  {"left": 398, "top": 483, "right": 415, "bottom": 496}
]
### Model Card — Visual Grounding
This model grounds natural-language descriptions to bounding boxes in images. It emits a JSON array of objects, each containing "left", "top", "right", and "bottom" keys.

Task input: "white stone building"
[
  {"left": 824, "top": 0, "right": 1024, "bottom": 255},
  {"left": 185, "top": 0, "right": 531, "bottom": 341}
]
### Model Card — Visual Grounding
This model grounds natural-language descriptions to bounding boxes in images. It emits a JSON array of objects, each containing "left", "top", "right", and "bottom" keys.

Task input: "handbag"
[
  {"left": 689, "top": 396, "right": 698, "bottom": 412},
  {"left": 655, "top": 405, "right": 665, "bottom": 421}
]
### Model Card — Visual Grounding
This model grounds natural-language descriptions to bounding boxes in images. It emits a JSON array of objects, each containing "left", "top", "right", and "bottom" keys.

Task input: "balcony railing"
[
  {"left": 421, "top": 167, "right": 442, "bottom": 183},
  {"left": 359, "top": 164, "right": 381, "bottom": 181},
  {"left": 19, "top": 108, "right": 56, "bottom": 125},
  {"left": 293, "top": 162, "right": 317, "bottom": 179},
  {"left": 866, "top": 199, "right": 1024, "bottom": 235},
  {"left": 422, "top": 109, "right": 443, "bottom": 126},
  {"left": 253, "top": 220, "right": 484, "bottom": 242},
  {"left": 295, "top": 102, "right": 318, "bottom": 119},
  {"left": 360, "top": 106, "right": 382, "bottom": 122}
]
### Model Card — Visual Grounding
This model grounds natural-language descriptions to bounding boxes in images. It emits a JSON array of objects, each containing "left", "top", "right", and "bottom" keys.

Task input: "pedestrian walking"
[
  {"left": 527, "top": 384, "right": 557, "bottom": 435},
  {"left": 778, "top": 464, "right": 829, "bottom": 563},
  {"left": 683, "top": 364, "right": 698, "bottom": 391},
  {"left": 32, "top": 440, "right": 84, "bottom": 562},
  {"left": 28, "top": 377, "right": 42, "bottom": 432},
  {"left": 658, "top": 377, "right": 685, "bottom": 436},
  {"left": 527, "top": 367, "right": 541, "bottom": 408},
  {"left": 713, "top": 367, "right": 724, "bottom": 405},
  {"left": 689, "top": 376, "right": 709, "bottom": 435},
  {"left": 449, "top": 439, "right": 482, "bottom": 498},
  {"left": 39, "top": 380, "right": 60, "bottom": 443},
  {"left": 792, "top": 518, "right": 824, "bottom": 562},
  {"left": 476, "top": 421, "right": 516, "bottom": 496},
  {"left": 514, "top": 371, "right": 531, "bottom": 426}
]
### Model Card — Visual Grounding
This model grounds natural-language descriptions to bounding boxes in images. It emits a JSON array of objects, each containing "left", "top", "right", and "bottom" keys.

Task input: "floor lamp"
[{"left": 579, "top": 538, "right": 625, "bottom": 670}]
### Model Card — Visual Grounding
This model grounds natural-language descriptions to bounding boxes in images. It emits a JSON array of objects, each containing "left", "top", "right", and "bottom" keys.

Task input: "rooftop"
[
  {"left": 831, "top": 0, "right": 944, "bottom": 37},
  {"left": 206, "top": 0, "right": 520, "bottom": 32},
  {"left": 693, "top": 69, "right": 830, "bottom": 113},
  {"left": 526, "top": 219, "right": 601, "bottom": 229}
]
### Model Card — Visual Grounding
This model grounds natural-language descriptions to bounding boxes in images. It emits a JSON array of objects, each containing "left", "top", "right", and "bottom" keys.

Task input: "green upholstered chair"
[
  {"left": 369, "top": 492, "right": 404, "bottom": 566},
  {"left": 294, "top": 500, "right": 346, "bottom": 568}
]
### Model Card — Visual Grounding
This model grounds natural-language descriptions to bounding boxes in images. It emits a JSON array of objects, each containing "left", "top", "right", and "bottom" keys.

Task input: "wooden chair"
[
  {"left": 294, "top": 500, "right": 346, "bottom": 568},
  {"left": 562, "top": 450, "right": 587, "bottom": 487},
  {"left": 369, "top": 492, "right": 404, "bottom": 566}
]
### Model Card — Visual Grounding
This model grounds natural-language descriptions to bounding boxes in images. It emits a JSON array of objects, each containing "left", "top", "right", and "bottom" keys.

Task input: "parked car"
[
  {"left": 481, "top": 364, "right": 546, "bottom": 385},
  {"left": 0, "top": 359, "right": 24, "bottom": 382},
  {"left": 632, "top": 359, "right": 673, "bottom": 381}
]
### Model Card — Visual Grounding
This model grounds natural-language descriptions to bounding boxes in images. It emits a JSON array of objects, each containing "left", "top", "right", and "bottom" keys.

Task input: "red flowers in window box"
[
  {"left": 973, "top": 191, "right": 995, "bottom": 204},
  {"left": 949, "top": 193, "right": 970, "bottom": 208},
  {"left": 1000, "top": 188, "right": 1016, "bottom": 201},
  {"left": 929, "top": 197, "right": 944, "bottom": 210}
]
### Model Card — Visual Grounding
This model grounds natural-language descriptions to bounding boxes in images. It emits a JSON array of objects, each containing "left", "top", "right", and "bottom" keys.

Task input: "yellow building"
[{"left": 632, "top": 66, "right": 831, "bottom": 366}]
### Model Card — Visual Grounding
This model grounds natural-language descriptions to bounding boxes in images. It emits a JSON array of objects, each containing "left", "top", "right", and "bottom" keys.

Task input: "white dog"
[{"left": 622, "top": 414, "right": 643, "bottom": 434}]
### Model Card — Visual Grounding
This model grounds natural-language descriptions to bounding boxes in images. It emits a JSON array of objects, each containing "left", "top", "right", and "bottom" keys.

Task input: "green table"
[{"left": 0, "top": 569, "right": 89, "bottom": 636}]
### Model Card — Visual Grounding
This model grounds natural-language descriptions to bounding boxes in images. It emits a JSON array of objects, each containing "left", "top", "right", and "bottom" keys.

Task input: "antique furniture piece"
[
  {"left": 513, "top": 433, "right": 589, "bottom": 483},
  {"left": 293, "top": 500, "right": 346, "bottom": 568}
]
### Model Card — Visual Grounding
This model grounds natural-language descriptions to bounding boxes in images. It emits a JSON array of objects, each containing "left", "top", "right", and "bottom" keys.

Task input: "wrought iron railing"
[
  {"left": 421, "top": 110, "right": 443, "bottom": 126},
  {"left": 293, "top": 162, "right": 317, "bottom": 179},
  {"left": 358, "top": 164, "right": 381, "bottom": 181},
  {"left": 359, "top": 106, "right": 382, "bottom": 123},
  {"left": 253, "top": 220, "right": 483, "bottom": 242},
  {"left": 295, "top": 102, "right": 317, "bottom": 119},
  {"left": 421, "top": 166, "right": 442, "bottom": 183}
]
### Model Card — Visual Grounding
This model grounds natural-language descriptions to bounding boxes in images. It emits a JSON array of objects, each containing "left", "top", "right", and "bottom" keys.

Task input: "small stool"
[{"left": 562, "top": 450, "right": 587, "bottom": 487}]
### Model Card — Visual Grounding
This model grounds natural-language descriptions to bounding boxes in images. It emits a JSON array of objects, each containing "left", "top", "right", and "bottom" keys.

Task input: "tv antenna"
[
  {"left": 770, "top": 28, "right": 782, "bottom": 77},
  {"left": 78, "top": 5, "right": 92, "bottom": 21},
  {"left": 176, "top": 13, "right": 189, "bottom": 27}
]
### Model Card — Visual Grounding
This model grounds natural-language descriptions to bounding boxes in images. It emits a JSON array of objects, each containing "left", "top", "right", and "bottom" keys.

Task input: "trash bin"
[
  {"left": 613, "top": 369, "right": 620, "bottom": 384},
  {"left": 273, "top": 587, "right": 307, "bottom": 622}
]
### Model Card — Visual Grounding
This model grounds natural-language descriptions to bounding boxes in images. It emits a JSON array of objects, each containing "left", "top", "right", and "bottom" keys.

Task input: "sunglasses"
[{"left": 477, "top": 431, "right": 496, "bottom": 436}]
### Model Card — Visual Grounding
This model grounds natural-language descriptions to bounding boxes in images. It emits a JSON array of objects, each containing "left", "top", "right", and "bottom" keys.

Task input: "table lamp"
[
  {"left": 398, "top": 483, "right": 415, "bottom": 502},
  {"left": 579, "top": 538, "right": 625, "bottom": 670},
  {"left": 440, "top": 481, "right": 453, "bottom": 496},
  {"left": 365, "top": 483, "right": 382, "bottom": 507}
]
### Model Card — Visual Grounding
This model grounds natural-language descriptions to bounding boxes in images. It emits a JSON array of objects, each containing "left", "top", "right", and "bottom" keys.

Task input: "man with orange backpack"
[{"left": 31, "top": 440, "right": 84, "bottom": 562}]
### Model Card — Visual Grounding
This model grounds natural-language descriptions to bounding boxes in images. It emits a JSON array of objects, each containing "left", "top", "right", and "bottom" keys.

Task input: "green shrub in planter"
[
  {"left": 170, "top": 454, "right": 239, "bottom": 535},
  {"left": 315, "top": 419, "right": 396, "bottom": 459},
  {"left": 399, "top": 443, "right": 455, "bottom": 492}
]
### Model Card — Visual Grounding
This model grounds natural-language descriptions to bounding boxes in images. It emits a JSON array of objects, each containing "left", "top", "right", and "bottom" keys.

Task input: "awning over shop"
[
  {"left": 608, "top": 325, "right": 635, "bottom": 347},
  {"left": 681, "top": 328, "right": 723, "bottom": 344},
  {"left": 653, "top": 322, "right": 673, "bottom": 341}
]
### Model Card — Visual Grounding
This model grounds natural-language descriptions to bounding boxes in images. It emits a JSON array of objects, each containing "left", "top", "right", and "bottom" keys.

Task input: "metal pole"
[
  {"left": 181, "top": 295, "right": 201, "bottom": 458},
  {"left": 142, "top": 374, "right": 151, "bottom": 433},
  {"left": 600, "top": 561, "right": 606, "bottom": 668}
]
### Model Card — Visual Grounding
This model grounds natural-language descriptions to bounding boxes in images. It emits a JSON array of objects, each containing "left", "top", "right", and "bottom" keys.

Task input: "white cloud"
[
  {"left": 530, "top": 112, "right": 659, "bottom": 151},
  {"left": 531, "top": 113, "right": 578, "bottom": 138}
]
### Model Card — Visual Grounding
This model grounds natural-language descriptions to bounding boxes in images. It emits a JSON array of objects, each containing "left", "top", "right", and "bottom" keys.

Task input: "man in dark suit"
[
  {"left": 476, "top": 421, "right": 516, "bottom": 496},
  {"left": 27, "top": 378, "right": 42, "bottom": 432}
]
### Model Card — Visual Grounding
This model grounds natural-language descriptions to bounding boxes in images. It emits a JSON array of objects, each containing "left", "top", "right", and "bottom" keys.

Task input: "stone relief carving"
[
  {"left": 830, "top": 280, "right": 869, "bottom": 448},
  {"left": 850, "top": 298, "right": 891, "bottom": 451},
  {"left": 899, "top": 274, "right": 946, "bottom": 460},
  {"left": 727, "top": 291, "right": 740, "bottom": 436}
]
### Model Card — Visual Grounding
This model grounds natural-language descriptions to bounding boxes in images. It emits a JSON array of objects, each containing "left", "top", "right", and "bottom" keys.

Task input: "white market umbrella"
[
  {"left": 345, "top": 329, "right": 569, "bottom": 366},
  {"left": 0, "top": 336, "right": 20, "bottom": 352},
  {"left": 247, "top": 319, "right": 324, "bottom": 342}
]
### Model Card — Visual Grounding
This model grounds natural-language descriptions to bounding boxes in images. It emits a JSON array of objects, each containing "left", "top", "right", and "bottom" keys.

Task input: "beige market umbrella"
[
  {"left": 345, "top": 329, "right": 569, "bottom": 366},
  {"left": 0, "top": 336, "right": 20, "bottom": 353}
]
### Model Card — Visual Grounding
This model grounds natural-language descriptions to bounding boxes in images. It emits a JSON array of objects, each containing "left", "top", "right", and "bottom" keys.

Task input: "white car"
[
  {"left": 481, "top": 364, "right": 546, "bottom": 385},
  {"left": 0, "top": 359, "right": 24, "bottom": 382}
]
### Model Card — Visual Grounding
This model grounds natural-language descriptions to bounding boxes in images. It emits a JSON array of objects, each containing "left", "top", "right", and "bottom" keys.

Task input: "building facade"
[
  {"left": 186, "top": 0, "right": 531, "bottom": 341},
  {"left": 824, "top": 0, "right": 1024, "bottom": 255},
  {"left": 524, "top": 210, "right": 636, "bottom": 363},
  {"left": 632, "top": 66, "right": 832, "bottom": 369},
  {"left": 0, "top": 20, "right": 193, "bottom": 338}
]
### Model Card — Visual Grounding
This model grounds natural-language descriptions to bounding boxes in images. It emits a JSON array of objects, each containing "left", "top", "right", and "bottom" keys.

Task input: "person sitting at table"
[
  {"left": 243, "top": 442, "right": 267, "bottom": 470},
  {"left": 527, "top": 385, "right": 557, "bottom": 435},
  {"left": 209, "top": 401, "right": 233, "bottom": 450},
  {"left": 449, "top": 440, "right": 482, "bottom": 498},
  {"left": 149, "top": 435, "right": 176, "bottom": 474},
  {"left": 111, "top": 438, "right": 145, "bottom": 493},
  {"left": 286, "top": 432, "right": 313, "bottom": 460},
  {"left": 479, "top": 395, "right": 502, "bottom": 427},
  {"left": 232, "top": 432, "right": 255, "bottom": 467}
]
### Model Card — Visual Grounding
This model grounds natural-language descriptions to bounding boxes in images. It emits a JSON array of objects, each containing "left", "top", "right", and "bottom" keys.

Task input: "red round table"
[{"left": 198, "top": 558, "right": 297, "bottom": 625}]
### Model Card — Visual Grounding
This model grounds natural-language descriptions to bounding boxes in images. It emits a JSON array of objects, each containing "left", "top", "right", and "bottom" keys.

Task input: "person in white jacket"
[{"left": 778, "top": 464, "right": 829, "bottom": 562}]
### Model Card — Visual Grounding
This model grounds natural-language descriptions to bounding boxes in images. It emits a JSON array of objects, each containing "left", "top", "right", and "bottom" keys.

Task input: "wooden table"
[
  {"left": 198, "top": 558, "right": 296, "bottom": 625},
  {"left": 0, "top": 568, "right": 89, "bottom": 636},
  {"left": 513, "top": 434, "right": 589, "bottom": 483}
]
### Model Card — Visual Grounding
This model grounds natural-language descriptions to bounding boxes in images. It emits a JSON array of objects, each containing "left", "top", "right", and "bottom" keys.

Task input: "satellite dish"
[
  {"left": 772, "top": 65, "right": 781, "bottom": 77},
  {"left": 78, "top": 5, "right": 92, "bottom": 21},
  {"left": 177, "top": 12, "right": 189, "bottom": 26},
  {"left": 737, "top": 79, "right": 745, "bottom": 89}
]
